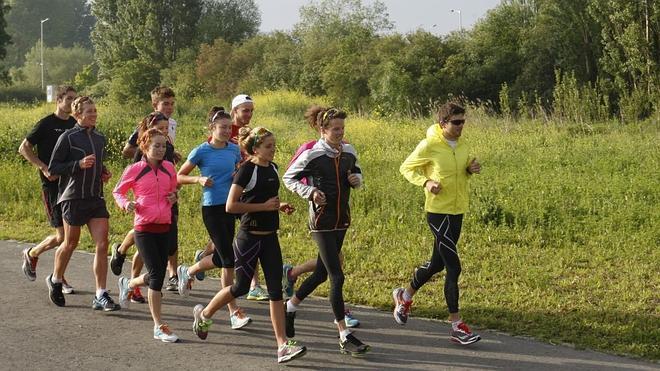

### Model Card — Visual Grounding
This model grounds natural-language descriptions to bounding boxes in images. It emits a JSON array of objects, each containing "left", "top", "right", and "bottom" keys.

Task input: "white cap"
[{"left": 231, "top": 94, "right": 254, "bottom": 110}]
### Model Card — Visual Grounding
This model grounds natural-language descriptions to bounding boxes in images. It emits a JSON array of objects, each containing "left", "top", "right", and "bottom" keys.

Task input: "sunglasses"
[{"left": 449, "top": 119, "right": 465, "bottom": 126}]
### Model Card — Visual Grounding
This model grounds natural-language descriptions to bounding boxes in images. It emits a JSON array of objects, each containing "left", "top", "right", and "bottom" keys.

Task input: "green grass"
[{"left": 1, "top": 91, "right": 658, "bottom": 360}]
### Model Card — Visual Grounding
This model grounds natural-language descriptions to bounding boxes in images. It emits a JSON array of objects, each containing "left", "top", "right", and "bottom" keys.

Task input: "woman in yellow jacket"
[{"left": 392, "top": 102, "right": 482, "bottom": 345}]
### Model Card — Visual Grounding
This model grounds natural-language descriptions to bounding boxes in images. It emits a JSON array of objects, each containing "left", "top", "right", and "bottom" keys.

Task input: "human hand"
[
  {"left": 101, "top": 169, "right": 112, "bottom": 183},
  {"left": 198, "top": 176, "right": 213, "bottom": 187},
  {"left": 126, "top": 201, "right": 136, "bottom": 212},
  {"left": 347, "top": 170, "right": 360, "bottom": 187},
  {"left": 312, "top": 189, "right": 327, "bottom": 206},
  {"left": 425, "top": 180, "right": 442, "bottom": 194},
  {"left": 166, "top": 191, "right": 178, "bottom": 204},
  {"left": 263, "top": 196, "right": 280, "bottom": 211},
  {"left": 468, "top": 158, "right": 481, "bottom": 174},
  {"left": 41, "top": 166, "right": 58, "bottom": 181},
  {"left": 280, "top": 203, "right": 295, "bottom": 215},
  {"left": 79, "top": 154, "right": 96, "bottom": 169}
]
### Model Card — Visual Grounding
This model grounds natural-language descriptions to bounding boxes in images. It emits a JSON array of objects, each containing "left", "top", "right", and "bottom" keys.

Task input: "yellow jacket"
[{"left": 400, "top": 124, "right": 473, "bottom": 215}]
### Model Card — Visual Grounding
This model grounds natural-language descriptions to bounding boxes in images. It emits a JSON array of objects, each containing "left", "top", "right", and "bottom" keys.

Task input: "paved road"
[{"left": 1, "top": 240, "right": 657, "bottom": 370}]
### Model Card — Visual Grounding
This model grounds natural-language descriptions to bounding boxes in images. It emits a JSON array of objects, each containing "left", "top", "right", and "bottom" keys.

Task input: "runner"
[
  {"left": 191, "top": 126, "right": 307, "bottom": 363},
  {"left": 46, "top": 96, "right": 119, "bottom": 311},
  {"left": 114, "top": 127, "right": 180, "bottom": 342},
  {"left": 393, "top": 101, "right": 482, "bottom": 345},
  {"left": 176, "top": 106, "right": 251, "bottom": 329},
  {"left": 110, "top": 112, "right": 180, "bottom": 304},
  {"left": 112, "top": 86, "right": 181, "bottom": 295},
  {"left": 282, "top": 106, "right": 371, "bottom": 356},
  {"left": 193, "top": 94, "right": 269, "bottom": 301},
  {"left": 19, "top": 85, "right": 77, "bottom": 294},
  {"left": 281, "top": 105, "right": 361, "bottom": 328}
]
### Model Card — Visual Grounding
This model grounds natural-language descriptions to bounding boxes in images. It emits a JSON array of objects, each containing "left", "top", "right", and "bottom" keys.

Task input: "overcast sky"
[{"left": 253, "top": 0, "right": 502, "bottom": 35}]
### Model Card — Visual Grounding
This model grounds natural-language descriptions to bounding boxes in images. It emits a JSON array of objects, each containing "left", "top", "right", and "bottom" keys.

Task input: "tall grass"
[{"left": 0, "top": 91, "right": 658, "bottom": 359}]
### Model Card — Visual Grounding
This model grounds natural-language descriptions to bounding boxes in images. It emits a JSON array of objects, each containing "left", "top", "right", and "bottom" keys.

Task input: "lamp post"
[
  {"left": 40, "top": 17, "right": 49, "bottom": 91},
  {"left": 450, "top": 9, "right": 462, "bottom": 32}
]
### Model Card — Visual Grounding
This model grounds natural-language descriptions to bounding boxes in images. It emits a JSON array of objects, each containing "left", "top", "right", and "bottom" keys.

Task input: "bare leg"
[
  {"left": 167, "top": 250, "right": 177, "bottom": 278},
  {"left": 187, "top": 254, "right": 216, "bottom": 276},
  {"left": 30, "top": 227, "right": 64, "bottom": 257},
  {"left": 202, "top": 286, "right": 235, "bottom": 319},
  {"left": 271, "top": 300, "right": 287, "bottom": 345},
  {"left": 53, "top": 222, "right": 81, "bottom": 281},
  {"left": 117, "top": 229, "right": 135, "bottom": 255},
  {"left": 131, "top": 251, "right": 144, "bottom": 279},
  {"left": 148, "top": 288, "right": 163, "bottom": 326},
  {"left": 87, "top": 218, "right": 109, "bottom": 291}
]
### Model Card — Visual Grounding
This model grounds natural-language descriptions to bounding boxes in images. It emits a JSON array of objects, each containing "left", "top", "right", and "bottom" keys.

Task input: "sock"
[
  {"left": 339, "top": 329, "right": 351, "bottom": 341},
  {"left": 452, "top": 320, "right": 463, "bottom": 331},
  {"left": 403, "top": 289, "right": 413, "bottom": 302},
  {"left": 51, "top": 275, "right": 62, "bottom": 283},
  {"left": 286, "top": 300, "right": 299, "bottom": 313},
  {"left": 96, "top": 289, "right": 107, "bottom": 298},
  {"left": 29, "top": 248, "right": 38, "bottom": 258}
]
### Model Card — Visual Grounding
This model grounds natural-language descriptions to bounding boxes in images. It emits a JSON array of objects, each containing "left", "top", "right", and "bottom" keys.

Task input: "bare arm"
[
  {"left": 19, "top": 139, "right": 56, "bottom": 180},
  {"left": 225, "top": 183, "right": 279, "bottom": 214},
  {"left": 177, "top": 160, "right": 213, "bottom": 186},
  {"left": 121, "top": 143, "right": 137, "bottom": 159}
]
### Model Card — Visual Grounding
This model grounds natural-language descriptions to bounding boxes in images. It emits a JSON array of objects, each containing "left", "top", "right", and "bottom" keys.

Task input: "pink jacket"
[{"left": 113, "top": 160, "right": 178, "bottom": 227}]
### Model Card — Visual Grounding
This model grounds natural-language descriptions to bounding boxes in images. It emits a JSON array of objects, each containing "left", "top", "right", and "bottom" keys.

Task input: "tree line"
[{"left": 0, "top": 0, "right": 657, "bottom": 122}]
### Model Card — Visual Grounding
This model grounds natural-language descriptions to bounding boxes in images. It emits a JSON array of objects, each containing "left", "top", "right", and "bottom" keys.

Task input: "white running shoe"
[
  {"left": 177, "top": 264, "right": 191, "bottom": 297},
  {"left": 154, "top": 324, "right": 179, "bottom": 343},
  {"left": 62, "top": 278, "right": 74, "bottom": 294},
  {"left": 230, "top": 308, "right": 252, "bottom": 329},
  {"left": 118, "top": 276, "right": 131, "bottom": 309}
]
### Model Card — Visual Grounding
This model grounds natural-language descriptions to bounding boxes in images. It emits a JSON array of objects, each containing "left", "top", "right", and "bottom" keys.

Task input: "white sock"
[
  {"left": 96, "top": 289, "right": 107, "bottom": 298},
  {"left": 51, "top": 276, "right": 62, "bottom": 284},
  {"left": 286, "top": 300, "right": 299, "bottom": 313},
  {"left": 403, "top": 289, "right": 413, "bottom": 302},
  {"left": 339, "top": 329, "right": 352, "bottom": 341}
]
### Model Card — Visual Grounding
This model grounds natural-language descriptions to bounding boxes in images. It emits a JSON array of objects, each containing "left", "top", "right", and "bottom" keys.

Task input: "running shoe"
[
  {"left": 154, "top": 324, "right": 179, "bottom": 343},
  {"left": 230, "top": 308, "right": 252, "bottom": 329},
  {"left": 22, "top": 247, "right": 37, "bottom": 281},
  {"left": 165, "top": 275, "right": 178, "bottom": 291},
  {"left": 193, "top": 304, "right": 213, "bottom": 340},
  {"left": 282, "top": 264, "right": 295, "bottom": 298},
  {"left": 344, "top": 308, "right": 360, "bottom": 328},
  {"left": 109, "top": 243, "right": 125, "bottom": 276},
  {"left": 450, "top": 322, "right": 481, "bottom": 345},
  {"left": 177, "top": 264, "right": 191, "bottom": 297},
  {"left": 131, "top": 285, "right": 146, "bottom": 303},
  {"left": 284, "top": 303, "right": 296, "bottom": 338},
  {"left": 46, "top": 274, "right": 65, "bottom": 307},
  {"left": 392, "top": 287, "right": 412, "bottom": 325},
  {"left": 277, "top": 340, "right": 307, "bottom": 363},
  {"left": 194, "top": 249, "right": 205, "bottom": 281},
  {"left": 339, "top": 333, "right": 371, "bottom": 356},
  {"left": 62, "top": 278, "right": 74, "bottom": 294},
  {"left": 246, "top": 285, "right": 269, "bottom": 301},
  {"left": 92, "top": 292, "right": 121, "bottom": 311},
  {"left": 118, "top": 276, "right": 131, "bottom": 308}
]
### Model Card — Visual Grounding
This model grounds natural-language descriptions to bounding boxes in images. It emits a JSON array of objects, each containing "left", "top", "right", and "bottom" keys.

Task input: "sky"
[{"left": 253, "top": 0, "right": 502, "bottom": 36}]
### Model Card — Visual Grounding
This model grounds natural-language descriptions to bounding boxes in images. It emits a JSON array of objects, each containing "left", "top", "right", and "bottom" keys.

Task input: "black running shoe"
[
  {"left": 46, "top": 274, "right": 65, "bottom": 307},
  {"left": 340, "top": 333, "right": 371, "bottom": 356},
  {"left": 285, "top": 303, "right": 296, "bottom": 338},
  {"left": 110, "top": 243, "right": 125, "bottom": 276},
  {"left": 92, "top": 292, "right": 121, "bottom": 311}
]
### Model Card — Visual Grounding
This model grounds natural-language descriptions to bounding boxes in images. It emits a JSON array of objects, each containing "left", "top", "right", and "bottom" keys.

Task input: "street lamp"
[
  {"left": 40, "top": 17, "right": 49, "bottom": 91},
  {"left": 450, "top": 9, "right": 463, "bottom": 32}
]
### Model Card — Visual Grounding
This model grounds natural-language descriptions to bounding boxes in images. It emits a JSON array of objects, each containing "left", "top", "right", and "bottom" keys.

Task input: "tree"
[
  {"left": 4, "top": 0, "right": 94, "bottom": 67},
  {"left": 196, "top": 0, "right": 260, "bottom": 45},
  {"left": 12, "top": 43, "right": 93, "bottom": 87},
  {"left": 0, "top": 0, "right": 11, "bottom": 84}
]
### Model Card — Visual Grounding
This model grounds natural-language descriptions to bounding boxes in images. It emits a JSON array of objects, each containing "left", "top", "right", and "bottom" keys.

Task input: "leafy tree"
[
  {"left": 196, "top": 0, "right": 260, "bottom": 45},
  {"left": 0, "top": 0, "right": 11, "bottom": 84},
  {"left": 4, "top": 0, "right": 94, "bottom": 67},
  {"left": 12, "top": 43, "right": 93, "bottom": 87},
  {"left": 238, "top": 32, "right": 303, "bottom": 93}
]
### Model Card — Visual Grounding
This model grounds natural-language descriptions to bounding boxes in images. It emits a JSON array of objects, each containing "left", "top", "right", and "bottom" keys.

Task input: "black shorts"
[
  {"left": 202, "top": 204, "right": 236, "bottom": 268},
  {"left": 41, "top": 182, "right": 63, "bottom": 228},
  {"left": 167, "top": 203, "right": 179, "bottom": 256},
  {"left": 60, "top": 198, "right": 110, "bottom": 227}
]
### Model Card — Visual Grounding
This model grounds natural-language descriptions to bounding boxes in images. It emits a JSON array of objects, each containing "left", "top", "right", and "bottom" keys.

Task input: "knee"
[
  {"left": 147, "top": 269, "right": 167, "bottom": 291},
  {"left": 446, "top": 265, "right": 462, "bottom": 282},
  {"left": 230, "top": 282, "right": 250, "bottom": 298},
  {"left": 328, "top": 271, "right": 345, "bottom": 287}
]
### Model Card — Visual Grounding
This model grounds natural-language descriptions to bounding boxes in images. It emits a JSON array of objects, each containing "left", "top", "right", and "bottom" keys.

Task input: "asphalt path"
[{"left": 1, "top": 240, "right": 657, "bottom": 370}]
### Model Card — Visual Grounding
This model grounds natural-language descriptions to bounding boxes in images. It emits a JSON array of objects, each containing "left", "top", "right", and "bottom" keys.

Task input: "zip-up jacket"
[
  {"left": 400, "top": 124, "right": 473, "bottom": 215},
  {"left": 48, "top": 124, "right": 108, "bottom": 203},
  {"left": 283, "top": 139, "right": 362, "bottom": 231},
  {"left": 113, "top": 160, "right": 177, "bottom": 227}
]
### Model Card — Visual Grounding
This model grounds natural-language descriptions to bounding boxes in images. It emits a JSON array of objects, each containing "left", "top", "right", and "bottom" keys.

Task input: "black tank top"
[{"left": 232, "top": 161, "right": 280, "bottom": 231}]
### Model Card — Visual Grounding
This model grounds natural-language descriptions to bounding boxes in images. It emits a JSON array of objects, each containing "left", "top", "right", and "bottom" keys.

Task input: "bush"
[{"left": 0, "top": 85, "right": 42, "bottom": 103}]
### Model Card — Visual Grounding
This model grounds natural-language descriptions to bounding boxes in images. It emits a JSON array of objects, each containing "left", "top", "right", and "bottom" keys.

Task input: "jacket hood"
[
  {"left": 316, "top": 138, "right": 341, "bottom": 158},
  {"left": 426, "top": 124, "right": 445, "bottom": 144}
]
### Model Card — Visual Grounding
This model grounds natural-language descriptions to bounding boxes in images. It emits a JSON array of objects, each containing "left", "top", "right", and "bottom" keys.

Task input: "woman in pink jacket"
[{"left": 113, "top": 128, "right": 180, "bottom": 343}]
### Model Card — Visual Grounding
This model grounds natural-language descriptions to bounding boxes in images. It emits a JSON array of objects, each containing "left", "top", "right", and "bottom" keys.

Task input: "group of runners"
[{"left": 19, "top": 84, "right": 482, "bottom": 364}]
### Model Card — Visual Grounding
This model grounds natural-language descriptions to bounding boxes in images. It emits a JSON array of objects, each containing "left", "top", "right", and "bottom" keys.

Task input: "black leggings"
[
  {"left": 230, "top": 229, "right": 283, "bottom": 301},
  {"left": 411, "top": 213, "right": 463, "bottom": 313},
  {"left": 134, "top": 230, "right": 169, "bottom": 291},
  {"left": 295, "top": 230, "right": 347, "bottom": 322},
  {"left": 202, "top": 205, "right": 236, "bottom": 268}
]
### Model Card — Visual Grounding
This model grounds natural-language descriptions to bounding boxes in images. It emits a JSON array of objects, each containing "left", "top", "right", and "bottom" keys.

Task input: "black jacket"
[
  {"left": 283, "top": 139, "right": 362, "bottom": 231},
  {"left": 48, "top": 124, "right": 107, "bottom": 203}
]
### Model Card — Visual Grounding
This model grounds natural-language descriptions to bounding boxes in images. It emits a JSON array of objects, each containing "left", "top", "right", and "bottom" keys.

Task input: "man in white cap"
[{"left": 230, "top": 94, "right": 254, "bottom": 142}]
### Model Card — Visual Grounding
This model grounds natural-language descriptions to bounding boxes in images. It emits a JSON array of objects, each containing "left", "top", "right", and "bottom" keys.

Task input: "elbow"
[{"left": 225, "top": 202, "right": 238, "bottom": 214}]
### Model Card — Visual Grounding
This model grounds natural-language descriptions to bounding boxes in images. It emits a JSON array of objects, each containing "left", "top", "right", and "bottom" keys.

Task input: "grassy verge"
[{"left": 0, "top": 91, "right": 658, "bottom": 359}]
